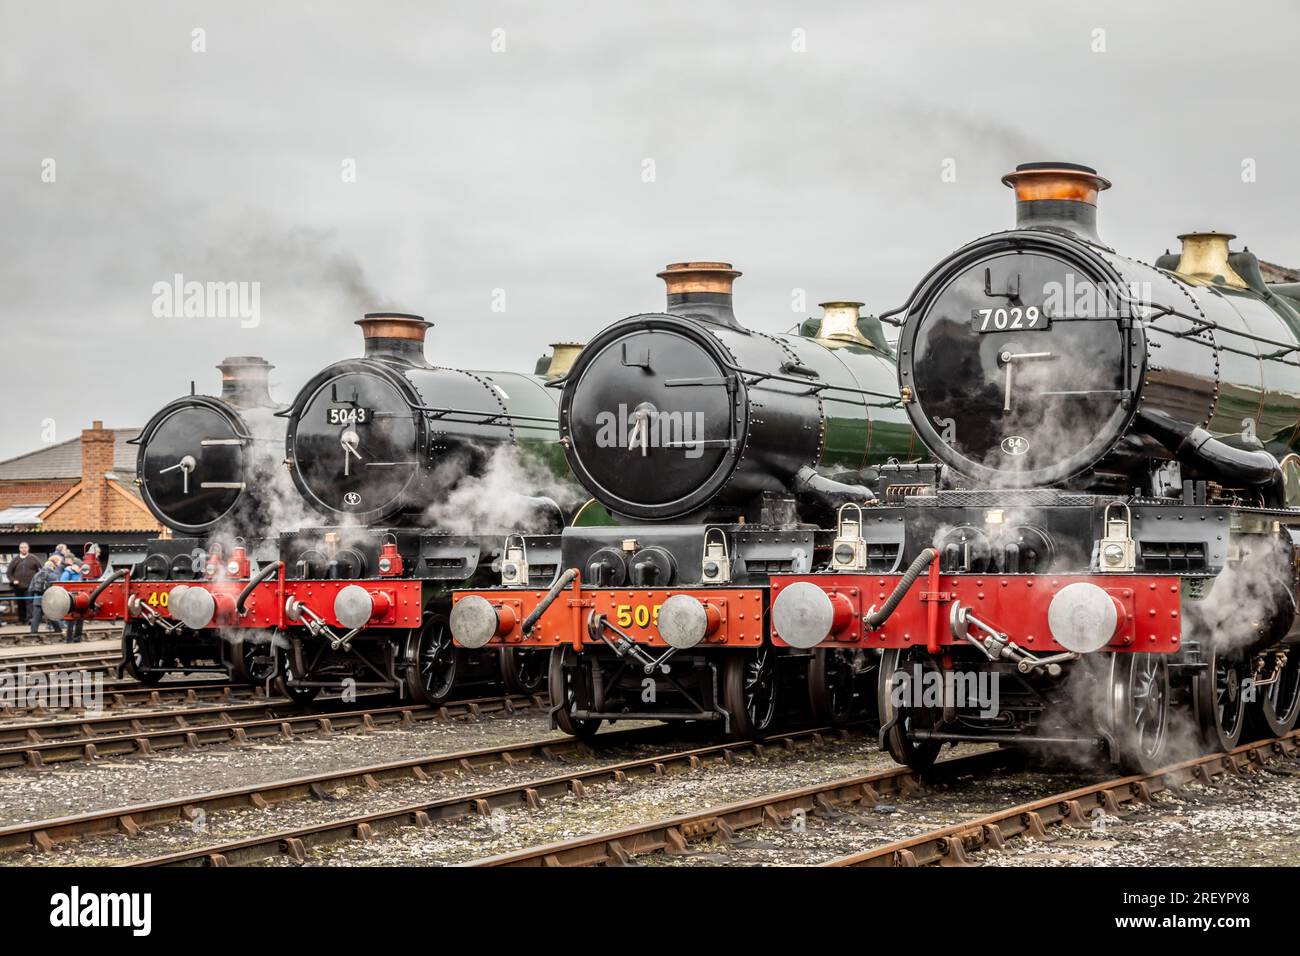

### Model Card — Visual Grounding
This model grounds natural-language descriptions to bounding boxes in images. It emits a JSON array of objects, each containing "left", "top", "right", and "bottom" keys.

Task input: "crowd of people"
[{"left": 5, "top": 542, "right": 100, "bottom": 642}]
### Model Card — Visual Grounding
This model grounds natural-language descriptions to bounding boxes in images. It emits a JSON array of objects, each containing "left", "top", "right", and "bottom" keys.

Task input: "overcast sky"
[{"left": 2, "top": 0, "right": 1297, "bottom": 461}]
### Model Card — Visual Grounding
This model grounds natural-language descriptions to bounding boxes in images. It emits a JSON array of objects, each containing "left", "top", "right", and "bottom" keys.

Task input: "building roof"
[
  {"left": 0, "top": 429, "right": 141, "bottom": 481},
  {"left": 1261, "top": 260, "right": 1300, "bottom": 283},
  {"left": 0, "top": 505, "right": 46, "bottom": 528}
]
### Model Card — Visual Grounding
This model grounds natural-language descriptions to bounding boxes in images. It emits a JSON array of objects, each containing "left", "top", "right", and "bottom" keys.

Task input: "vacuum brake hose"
[
  {"left": 863, "top": 548, "right": 937, "bottom": 630},
  {"left": 523, "top": 567, "right": 578, "bottom": 635},
  {"left": 89, "top": 568, "right": 128, "bottom": 607},
  {"left": 237, "top": 561, "right": 283, "bottom": 616}
]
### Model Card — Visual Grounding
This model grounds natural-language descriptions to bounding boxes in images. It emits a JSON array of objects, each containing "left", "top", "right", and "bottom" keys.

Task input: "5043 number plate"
[
  {"left": 327, "top": 406, "right": 371, "bottom": 425},
  {"left": 971, "top": 306, "right": 1049, "bottom": 333}
]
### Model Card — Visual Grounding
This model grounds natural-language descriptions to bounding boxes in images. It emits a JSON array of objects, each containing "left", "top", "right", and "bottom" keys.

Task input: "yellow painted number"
[
  {"left": 147, "top": 592, "right": 169, "bottom": 608},
  {"left": 615, "top": 603, "right": 661, "bottom": 629}
]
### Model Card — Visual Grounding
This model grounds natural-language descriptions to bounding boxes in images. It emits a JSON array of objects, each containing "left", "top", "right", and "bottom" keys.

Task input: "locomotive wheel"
[
  {"left": 1251, "top": 648, "right": 1300, "bottom": 738},
  {"left": 876, "top": 648, "right": 940, "bottom": 772},
  {"left": 274, "top": 644, "right": 321, "bottom": 705},
  {"left": 722, "top": 647, "right": 778, "bottom": 740},
  {"left": 122, "top": 624, "right": 165, "bottom": 686},
  {"left": 226, "top": 631, "right": 274, "bottom": 687},
  {"left": 1106, "top": 653, "right": 1171, "bottom": 774},
  {"left": 405, "top": 613, "right": 459, "bottom": 705},
  {"left": 547, "top": 645, "right": 602, "bottom": 740},
  {"left": 499, "top": 647, "right": 546, "bottom": 696},
  {"left": 1193, "top": 646, "right": 1247, "bottom": 753},
  {"left": 807, "top": 648, "right": 857, "bottom": 727}
]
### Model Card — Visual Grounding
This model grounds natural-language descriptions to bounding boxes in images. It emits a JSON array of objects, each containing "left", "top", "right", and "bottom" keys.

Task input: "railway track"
[
  {"left": 0, "top": 693, "right": 545, "bottom": 769},
  {"left": 466, "top": 747, "right": 1013, "bottom": 866},
  {"left": 1, "top": 650, "right": 119, "bottom": 674},
  {"left": 0, "top": 725, "right": 670, "bottom": 856},
  {"left": 821, "top": 731, "right": 1300, "bottom": 867},
  {"left": 0, "top": 678, "right": 264, "bottom": 717},
  {"left": 118, "top": 726, "right": 862, "bottom": 866},
  {"left": 464, "top": 732, "right": 1300, "bottom": 867}
]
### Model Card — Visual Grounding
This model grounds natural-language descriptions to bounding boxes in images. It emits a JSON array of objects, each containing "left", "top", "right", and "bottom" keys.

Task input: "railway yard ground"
[{"left": 0, "top": 633, "right": 1297, "bottom": 870}]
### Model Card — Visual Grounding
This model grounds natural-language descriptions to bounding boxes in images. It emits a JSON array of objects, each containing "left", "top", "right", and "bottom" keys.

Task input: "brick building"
[{"left": 0, "top": 422, "right": 163, "bottom": 560}]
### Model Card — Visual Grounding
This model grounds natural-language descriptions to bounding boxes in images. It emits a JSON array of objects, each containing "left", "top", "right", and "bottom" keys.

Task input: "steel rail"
[
  {"left": 0, "top": 693, "right": 545, "bottom": 769},
  {"left": 0, "top": 652, "right": 119, "bottom": 673},
  {"left": 129, "top": 726, "right": 865, "bottom": 867},
  {"left": 464, "top": 748, "right": 1013, "bottom": 867},
  {"left": 821, "top": 730, "right": 1300, "bottom": 867},
  {"left": 1, "top": 680, "right": 264, "bottom": 717},
  {"left": 0, "top": 725, "right": 666, "bottom": 855}
]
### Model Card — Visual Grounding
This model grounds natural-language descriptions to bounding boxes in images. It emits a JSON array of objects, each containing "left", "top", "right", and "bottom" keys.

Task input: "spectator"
[
  {"left": 6, "top": 543, "right": 41, "bottom": 626},
  {"left": 27, "top": 561, "right": 63, "bottom": 636},
  {"left": 58, "top": 560, "right": 86, "bottom": 643}
]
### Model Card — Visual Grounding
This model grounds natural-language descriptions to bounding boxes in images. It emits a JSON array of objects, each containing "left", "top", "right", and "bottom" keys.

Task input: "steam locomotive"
[
  {"left": 450, "top": 262, "right": 920, "bottom": 737},
  {"left": 769, "top": 163, "right": 1300, "bottom": 771},
  {"left": 263, "top": 313, "right": 574, "bottom": 703},
  {"left": 41, "top": 356, "right": 291, "bottom": 684},
  {"left": 45, "top": 316, "right": 581, "bottom": 703}
]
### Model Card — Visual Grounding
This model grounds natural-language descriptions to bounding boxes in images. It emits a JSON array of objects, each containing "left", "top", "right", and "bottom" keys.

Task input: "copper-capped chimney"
[
  {"left": 217, "top": 356, "right": 277, "bottom": 410},
  {"left": 1001, "top": 162, "right": 1111, "bottom": 243},
  {"left": 657, "top": 261, "right": 743, "bottom": 328},
  {"left": 356, "top": 312, "right": 432, "bottom": 366}
]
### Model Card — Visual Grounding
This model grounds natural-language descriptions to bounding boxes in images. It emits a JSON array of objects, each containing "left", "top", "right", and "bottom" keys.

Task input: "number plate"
[
  {"left": 971, "top": 307, "right": 1050, "bottom": 333},
  {"left": 328, "top": 406, "right": 371, "bottom": 426}
]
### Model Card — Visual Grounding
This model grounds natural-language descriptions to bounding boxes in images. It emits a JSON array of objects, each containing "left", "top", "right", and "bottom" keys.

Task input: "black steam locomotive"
[
  {"left": 769, "top": 163, "right": 1300, "bottom": 772},
  {"left": 75, "top": 356, "right": 292, "bottom": 684},
  {"left": 450, "top": 262, "right": 919, "bottom": 737},
  {"left": 264, "top": 313, "right": 576, "bottom": 703}
]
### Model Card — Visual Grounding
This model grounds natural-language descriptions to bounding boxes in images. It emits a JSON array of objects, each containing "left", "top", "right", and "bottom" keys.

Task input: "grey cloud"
[{"left": 1, "top": 0, "right": 1296, "bottom": 458}]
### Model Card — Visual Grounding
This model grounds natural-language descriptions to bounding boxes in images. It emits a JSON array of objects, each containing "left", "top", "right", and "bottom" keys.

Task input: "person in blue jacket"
[{"left": 57, "top": 560, "right": 85, "bottom": 643}]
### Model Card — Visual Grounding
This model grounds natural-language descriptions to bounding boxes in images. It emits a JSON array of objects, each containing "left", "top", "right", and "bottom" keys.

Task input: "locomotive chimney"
[
  {"left": 1001, "top": 162, "right": 1111, "bottom": 243},
  {"left": 356, "top": 312, "right": 433, "bottom": 366},
  {"left": 217, "top": 356, "right": 277, "bottom": 409},
  {"left": 543, "top": 342, "right": 584, "bottom": 380},
  {"left": 813, "top": 301, "right": 887, "bottom": 352},
  {"left": 657, "top": 261, "right": 743, "bottom": 328},
  {"left": 1173, "top": 232, "right": 1249, "bottom": 289}
]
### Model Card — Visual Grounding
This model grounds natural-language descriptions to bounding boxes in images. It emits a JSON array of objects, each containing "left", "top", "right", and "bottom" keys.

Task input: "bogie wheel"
[
  {"left": 722, "top": 646, "right": 779, "bottom": 740},
  {"left": 226, "top": 630, "right": 274, "bottom": 687},
  {"left": 274, "top": 643, "right": 321, "bottom": 705},
  {"left": 1105, "top": 653, "right": 1171, "bottom": 774},
  {"left": 405, "top": 612, "right": 459, "bottom": 705},
  {"left": 876, "top": 648, "right": 941, "bottom": 771},
  {"left": 808, "top": 648, "right": 868, "bottom": 727},
  {"left": 1193, "top": 645, "right": 1247, "bottom": 753},
  {"left": 122, "top": 624, "right": 165, "bottom": 686},
  {"left": 1250, "top": 647, "right": 1300, "bottom": 739},
  {"left": 547, "top": 645, "right": 602, "bottom": 740},
  {"left": 499, "top": 647, "right": 546, "bottom": 696}
]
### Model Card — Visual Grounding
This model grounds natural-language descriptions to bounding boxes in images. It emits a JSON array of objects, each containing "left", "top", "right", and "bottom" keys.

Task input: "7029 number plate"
[{"left": 971, "top": 306, "right": 1049, "bottom": 333}]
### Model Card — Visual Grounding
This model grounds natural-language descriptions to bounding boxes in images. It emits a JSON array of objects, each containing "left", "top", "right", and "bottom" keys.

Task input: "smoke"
[
  {"left": 419, "top": 443, "right": 586, "bottom": 536},
  {"left": 1183, "top": 536, "right": 1292, "bottom": 654},
  {"left": 197, "top": 215, "right": 400, "bottom": 318},
  {"left": 238, "top": 404, "right": 319, "bottom": 541}
]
